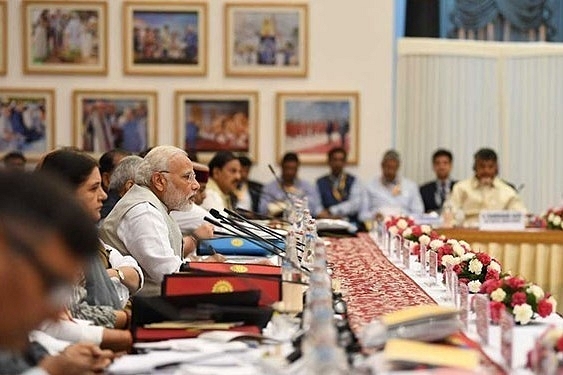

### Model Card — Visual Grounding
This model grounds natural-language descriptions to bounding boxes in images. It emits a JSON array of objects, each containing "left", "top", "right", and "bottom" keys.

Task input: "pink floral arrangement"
[
  {"left": 544, "top": 208, "right": 563, "bottom": 230},
  {"left": 480, "top": 275, "right": 557, "bottom": 325}
]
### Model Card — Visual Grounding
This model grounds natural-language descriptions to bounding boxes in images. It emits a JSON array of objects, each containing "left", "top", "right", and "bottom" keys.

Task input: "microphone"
[
  {"left": 223, "top": 208, "right": 306, "bottom": 251},
  {"left": 268, "top": 164, "right": 293, "bottom": 202},
  {"left": 206, "top": 211, "right": 311, "bottom": 276},
  {"left": 204, "top": 215, "right": 284, "bottom": 258}
]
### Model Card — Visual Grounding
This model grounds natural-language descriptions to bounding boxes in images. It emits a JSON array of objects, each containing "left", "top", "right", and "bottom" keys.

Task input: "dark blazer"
[{"left": 419, "top": 180, "right": 457, "bottom": 213}]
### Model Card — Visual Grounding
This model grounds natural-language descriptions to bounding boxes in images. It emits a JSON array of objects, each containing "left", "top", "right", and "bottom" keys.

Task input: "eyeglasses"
[
  {"left": 4, "top": 229, "right": 75, "bottom": 308},
  {"left": 159, "top": 170, "right": 198, "bottom": 183}
]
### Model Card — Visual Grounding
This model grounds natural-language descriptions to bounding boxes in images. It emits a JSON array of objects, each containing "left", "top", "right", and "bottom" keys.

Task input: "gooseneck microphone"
[
  {"left": 224, "top": 208, "right": 306, "bottom": 252},
  {"left": 206, "top": 210, "right": 311, "bottom": 275},
  {"left": 268, "top": 164, "right": 293, "bottom": 202}
]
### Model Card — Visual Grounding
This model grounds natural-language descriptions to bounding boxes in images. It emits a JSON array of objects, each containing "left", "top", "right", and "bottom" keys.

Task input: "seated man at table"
[
  {"left": 419, "top": 149, "right": 457, "bottom": 213},
  {"left": 259, "top": 152, "right": 321, "bottom": 217},
  {"left": 359, "top": 149, "right": 424, "bottom": 222},
  {"left": 448, "top": 147, "right": 526, "bottom": 227},
  {"left": 316, "top": 147, "right": 363, "bottom": 225},
  {"left": 100, "top": 146, "right": 219, "bottom": 296},
  {"left": 201, "top": 151, "right": 242, "bottom": 212}
]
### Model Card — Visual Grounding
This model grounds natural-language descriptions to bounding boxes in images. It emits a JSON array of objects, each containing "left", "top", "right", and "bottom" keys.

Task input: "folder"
[
  {"left": 197, "top": 236, "right": 285, "bottom": 256},
  {"left": 162, "top": 267, "right": 282, "bottom": 306}
]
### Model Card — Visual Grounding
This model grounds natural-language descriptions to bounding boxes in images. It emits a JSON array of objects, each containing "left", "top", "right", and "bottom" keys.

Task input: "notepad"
[
  {"left": 380, "top": 304, "right": 459, "bottom": 328},
  {"left": 384, "top": 339, "right": 480, "bottom": 370}
]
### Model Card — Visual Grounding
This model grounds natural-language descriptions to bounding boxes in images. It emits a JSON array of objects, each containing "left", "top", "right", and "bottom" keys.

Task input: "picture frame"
[
  {"left": 73, "top": 90, "right": 158, "bottom": 155},
  {"left": 174, "top": 90, "right": 259, "bottom": 163},
  {"left": 276, "top": 92, "right": 360, "bottom": 165},
  {"left": 22, "top": 0, "right": 108, "bottom": 75},
  {"left": 0, "top": 88, "right": 55, "bottom": 161},
  {"left": 123, "top": 1, "right": 207, "bottom": 76},
  {"left": 224, "top": 2, "right": 308, "bottom": 77},
  {"left": 0, "top": 0, "right": 6, "bottom": 75}
]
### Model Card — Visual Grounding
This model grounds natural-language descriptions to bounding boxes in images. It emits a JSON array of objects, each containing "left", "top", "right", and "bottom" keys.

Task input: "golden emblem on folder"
[
  {"left": 211, "top": 280, "right": 234, "bottom": 293},
  {"left": 230, "top": 265, "right": 248, "bottom": 273},
  {"left": 231, "top": 238, "right": 244, "bottom": 247}
]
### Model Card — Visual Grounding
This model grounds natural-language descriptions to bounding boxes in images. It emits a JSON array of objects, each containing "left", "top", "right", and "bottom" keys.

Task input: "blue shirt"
[
  {"left": 259, "top": 178, "right": 321, "bottom": 217},
  {"left": 359, "top": 175, "right": 424, "bottom": 221}
]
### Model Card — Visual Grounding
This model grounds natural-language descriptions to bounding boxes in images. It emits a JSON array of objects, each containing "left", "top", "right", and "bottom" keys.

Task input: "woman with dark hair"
[{"left": 36, "top": 149, "right": 140, "bottom": 351}]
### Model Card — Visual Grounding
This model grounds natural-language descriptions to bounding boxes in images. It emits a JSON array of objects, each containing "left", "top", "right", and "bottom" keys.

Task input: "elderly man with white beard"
[{"left": 100, "top": 146, "right": 221, "bottom": 296}]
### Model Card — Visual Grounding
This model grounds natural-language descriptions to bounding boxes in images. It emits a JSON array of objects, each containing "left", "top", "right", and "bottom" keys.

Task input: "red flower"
[
  {"left": 505, "top": 276, "right": 526, "bottom": 290},
  {"left": 485, "top": 268, "right": 500, "bottom": 281},
  {"left": 453, "top": 264, "right": 462, "bottom": 274},
  {"left": 411, "top": 244, "right": 420, "bottom": 256},
  {"left": 476, "top": 252, "right": 491, "bottom": 266},
  {"left": 490, "top": 301, "right": 506, "bottom": 324},
  {"left": 411, "top": 226, "right": 423, "bottom": 237},
  {"left": 511, "top": 292, "right": 527, "bottom": 307},
  {"left": 458, "top": 278, "right": 469, "bottom": 285},
  {"left": 480, "top": 278, "right": 502, "bottom": 294},
  {"left": 537, "top": 299, "right": 553, "bottom": 318}
]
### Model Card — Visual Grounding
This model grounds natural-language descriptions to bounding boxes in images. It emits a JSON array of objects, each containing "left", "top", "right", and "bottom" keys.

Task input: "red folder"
[
  {"left": 134, "top": 325, "right": 261, "bottom": 342},
  {"left": 162, "top": 263, "right": 282, "bottom": 306}
]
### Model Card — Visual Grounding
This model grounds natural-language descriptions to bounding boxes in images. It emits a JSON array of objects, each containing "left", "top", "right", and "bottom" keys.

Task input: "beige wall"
[{"left": 0, "top": 0, "right": 394, "bottom": 185}]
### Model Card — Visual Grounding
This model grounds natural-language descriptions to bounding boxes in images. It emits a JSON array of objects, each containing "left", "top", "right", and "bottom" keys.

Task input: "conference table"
[
  {"left": 325, "top": 232, "right": 563, "bottom": 373},
  {"left": 437, "top": 228, "right": 563, "bottom": 314}
]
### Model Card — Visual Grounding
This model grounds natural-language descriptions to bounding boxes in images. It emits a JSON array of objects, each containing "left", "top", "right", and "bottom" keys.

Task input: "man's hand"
[
  {"left": 40, "top": 343, "right": 114, "bottom": 375},
  {"left": 193, "top": 222, "right": 214, "bottom": 240}
]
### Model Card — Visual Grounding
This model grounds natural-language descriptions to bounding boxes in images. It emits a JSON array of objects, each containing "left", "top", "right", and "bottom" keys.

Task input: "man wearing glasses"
[
  {"left": 100, "top": 146, "right": 220, "bottom": 297},
  {"left": 0, "top": 171, "right": 114, "bottom": 373}
]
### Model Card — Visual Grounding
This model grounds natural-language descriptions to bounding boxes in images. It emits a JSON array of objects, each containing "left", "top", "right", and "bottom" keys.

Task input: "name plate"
[{"left": 478, "top": 210, "right": 525, "bottom": 231}]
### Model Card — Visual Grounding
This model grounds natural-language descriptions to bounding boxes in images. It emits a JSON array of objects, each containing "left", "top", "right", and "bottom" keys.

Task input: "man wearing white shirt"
[
  {"left": 100, "top": 146, "right": 219, "bottom": 296},
  {"left": 359, "top": 149, "right": 424, "bottom": 222}
]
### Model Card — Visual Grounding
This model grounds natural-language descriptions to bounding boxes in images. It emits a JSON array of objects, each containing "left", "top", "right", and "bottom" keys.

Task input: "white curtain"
[{"left": 396, "top": 38, "right": 563, "bottom": 214}]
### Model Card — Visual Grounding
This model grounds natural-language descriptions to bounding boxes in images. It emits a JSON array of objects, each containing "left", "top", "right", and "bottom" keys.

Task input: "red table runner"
[{"left": 327, "top": 233, "right": 436, "bottom": 334}]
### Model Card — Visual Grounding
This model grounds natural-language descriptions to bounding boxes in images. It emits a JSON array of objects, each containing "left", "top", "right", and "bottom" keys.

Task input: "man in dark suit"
[
  {"left": 235, "top": 155, "right": 263, "bottom": 215},
  {"left": 420, "top": 149, "right": 456, "bottom": 213}
]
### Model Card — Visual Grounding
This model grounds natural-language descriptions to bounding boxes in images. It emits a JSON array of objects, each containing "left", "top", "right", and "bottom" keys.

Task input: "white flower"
[
  {"left": 419, "top": 234, "right": 431, "bottom": 246},
  {"left": 548, "top": 212, "right": 555, "bottom": 221},
  {"left": 420, "top": 225, "right": 432, "bottom": 234},
  {"left": 513, "top": 303, "right": 534, "bottom": 325},
  {"left": 560, "top": 221, "right": 563, "bottom": 229},
  {"left": 441, "top": 255, "right": 461, "bottom": 267},
  {"left": 468, "top": 259, "right": 483, "bottom": 275},
  {"left": 429, "top": 239, "right": 444, "bottom": 250},
  {"left": 491, "top": 288, "right": 506, "bottom": 302},
  {"left": 402, "top": 227, "right": 412, "bottom": 238},
  {"left": 488, "top": 261, "right": 501, "bottom": 273},
  {"left": 388, "top": 226, "right": 399, "bottom": 236},
  {"left": 459, "top": 240, "right": 471, "bottom": 249},
  {"left": 548, "top": 296, "right": 558, "bottom": 313},
  {"left": 397, "top": 219, "right": 408, "bottom": 230},
  {"left": 553, "top": 216, "right": 562, "bottom": 226},
  {"left": 446, "top": 239, "right": 458, "bottom": 245},
  {"left": 468, "top": 280, "right": 482, "bottom": 293},
  {"left": 452, "top": 243, "right": 465, "bottom": 257},
  {"left": 527, "top": 285, "right": 545, "bottom": 301},
  {"left": 461, "top": 252, "right": 475, "bottom": 261}
]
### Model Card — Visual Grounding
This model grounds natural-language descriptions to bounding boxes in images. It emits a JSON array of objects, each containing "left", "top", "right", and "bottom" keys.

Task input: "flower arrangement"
[
  {"left": 526, "top": 326, "right": 563, "bottom": 372},
  {"left": 544, "top": 208, "right": 563, "bottom": 230},
  {"left": 384, "top": 216, "right": 415, "bottom": 236},
  {"left": 402, "top": 224, "right": 444, "bottom": 256},
  {"left": 480, "top": 275, "right": 557, "bottom": 325}
]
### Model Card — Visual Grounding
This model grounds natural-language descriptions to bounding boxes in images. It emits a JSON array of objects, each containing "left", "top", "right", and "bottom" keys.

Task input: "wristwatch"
[{"left": 113, "top": 268, "right": 125, "bottom": 282}]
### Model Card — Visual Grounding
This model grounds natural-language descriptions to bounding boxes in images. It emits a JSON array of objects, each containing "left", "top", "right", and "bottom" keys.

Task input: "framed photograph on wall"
[
  {"left": 123, "top": 1, "right": 207, "bottom": 75},
  {"left": 175, "top": 90, "right": 259, "bottom": 162},
  {"left": 0, "top": 88, "right": 55, "bottom": 160},
  {"left": 22, "top": 0, "right": 108, "bottom": 75},
  {"left": 73, "top": 90, "right": 157, "bottom": 155},
  {"left": 224, "top": 2, "right": 308, "bottom": 77},
  {"left": 276, "top": 92, "right": 360, "bottom": 165},
  {"left": 0, "top": 0, "right": 6, "bottom": 75}
]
